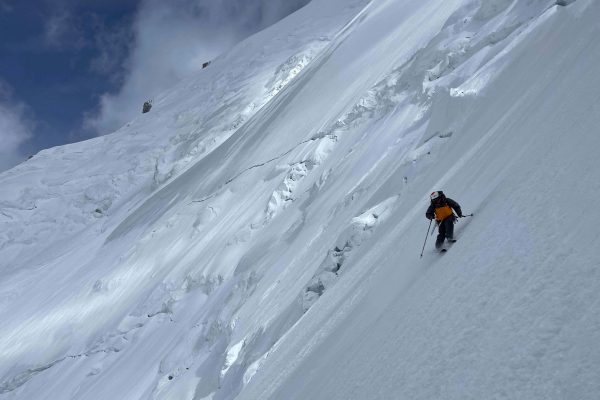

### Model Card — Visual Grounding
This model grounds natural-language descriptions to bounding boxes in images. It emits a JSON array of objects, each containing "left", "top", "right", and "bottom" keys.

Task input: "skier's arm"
[
  {"left": 425, "top": 204, "right": 435, "bottom": 220},
  {"left": 446, "top": 198, "right": 463, "bottom": 217}
]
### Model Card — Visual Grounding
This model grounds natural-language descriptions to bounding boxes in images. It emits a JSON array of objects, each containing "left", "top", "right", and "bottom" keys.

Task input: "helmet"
[{"left": 430, "top": 191, "right": 441, "bottom": 201}]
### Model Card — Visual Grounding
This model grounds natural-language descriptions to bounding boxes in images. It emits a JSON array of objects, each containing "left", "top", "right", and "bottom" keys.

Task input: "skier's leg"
[
  {"left": 445, "top": 216, "right": 455, "bottom": 240},
  {"left": 435, "top": 221, "right": 446, "bottom": 249}
]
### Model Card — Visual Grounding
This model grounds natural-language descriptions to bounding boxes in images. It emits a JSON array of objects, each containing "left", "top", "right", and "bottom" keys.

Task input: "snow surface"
[{"left": 1, "top": 0, "right": 600, "bottom": 399}]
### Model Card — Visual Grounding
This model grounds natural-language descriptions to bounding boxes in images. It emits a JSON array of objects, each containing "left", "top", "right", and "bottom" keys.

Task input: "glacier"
[{"left": 1, "top": 0, "right": 599, "bottom": 399}]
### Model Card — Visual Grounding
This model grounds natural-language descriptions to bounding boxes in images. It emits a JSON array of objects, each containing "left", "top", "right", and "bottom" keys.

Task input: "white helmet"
[{"left": 430, "top": 191, "right": 441, "bottom": 201}]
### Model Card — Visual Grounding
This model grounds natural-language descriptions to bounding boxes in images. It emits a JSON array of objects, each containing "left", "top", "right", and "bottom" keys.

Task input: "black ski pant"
[{"left": 435, "top": 216, "right": 455, "bottom": 248}]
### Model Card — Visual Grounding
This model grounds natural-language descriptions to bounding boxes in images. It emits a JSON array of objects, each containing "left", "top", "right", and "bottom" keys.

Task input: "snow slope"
[{"left": 1, "top": 0, "right": 599, "bottom": 399}]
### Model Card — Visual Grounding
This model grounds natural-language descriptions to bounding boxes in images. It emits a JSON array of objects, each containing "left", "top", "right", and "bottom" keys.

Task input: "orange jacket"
[{"left": 426, "top": 197, "right": 462, "bottom": 221}]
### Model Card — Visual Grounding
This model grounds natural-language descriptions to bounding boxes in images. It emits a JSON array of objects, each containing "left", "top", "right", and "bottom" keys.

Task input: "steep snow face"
[{"left": 1, "top": 0, "right": 600, "bottom": 399}]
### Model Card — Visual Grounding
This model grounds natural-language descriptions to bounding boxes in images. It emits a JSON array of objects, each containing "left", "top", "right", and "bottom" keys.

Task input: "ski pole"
[
  {"left": 458, "top": 213, "right": 474, "bottom": 218},
  {"left": 420, "top": 219, "right": 433, "bottom": 258}
]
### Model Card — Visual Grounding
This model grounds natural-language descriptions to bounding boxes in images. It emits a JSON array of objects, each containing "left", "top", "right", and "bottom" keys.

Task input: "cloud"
[
  {"left": 44, "top": 10, "right": 87, "bottom": 50},
  {"left": 0, "top": 0, "right": 13, "bottom": 13},
  {"left": 0, "top": 81, "right": 34, "bottom": 172},
  {"left": 84, "top": 0, "right": 310, "bottom": 135},
  {"left": 89, "top": 16, "right": 134, "bottom": 83}
]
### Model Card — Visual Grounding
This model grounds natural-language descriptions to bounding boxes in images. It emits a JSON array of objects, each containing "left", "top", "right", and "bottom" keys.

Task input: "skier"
[{"left": 426, "top": 191, "right": 463, "bottom": 250}]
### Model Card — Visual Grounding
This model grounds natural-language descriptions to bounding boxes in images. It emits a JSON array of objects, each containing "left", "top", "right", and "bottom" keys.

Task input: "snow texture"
[{"left": 1, "top": 0, "right": 599, "bottom": 399}]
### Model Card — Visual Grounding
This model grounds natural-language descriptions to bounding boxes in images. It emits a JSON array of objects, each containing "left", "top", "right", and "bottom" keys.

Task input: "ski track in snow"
[{"left": 0, "top": 0, "right": 534, "bottom": 395}]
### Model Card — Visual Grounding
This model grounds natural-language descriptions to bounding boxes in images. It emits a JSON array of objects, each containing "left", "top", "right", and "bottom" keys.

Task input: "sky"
[{"left": 0, "top": 0, "right": 309, "bottom": 172}]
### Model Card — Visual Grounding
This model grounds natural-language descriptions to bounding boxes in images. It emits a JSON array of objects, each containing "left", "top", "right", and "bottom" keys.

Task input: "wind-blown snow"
[{"left": 1, "top": 0, "right": 599, "bottom": 399}]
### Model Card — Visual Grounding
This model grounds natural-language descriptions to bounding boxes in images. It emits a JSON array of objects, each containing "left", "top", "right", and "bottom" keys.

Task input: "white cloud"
[
  {"left": 84, "top": 0, "right": 310, "bottom": 135},
  {"left": 0, "top": 81, "right": 34, "bottom": 172}
]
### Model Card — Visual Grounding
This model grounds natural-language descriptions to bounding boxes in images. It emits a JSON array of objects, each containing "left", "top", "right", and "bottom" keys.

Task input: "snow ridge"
[{"left": 2, "top": 0, "right": 600, "bottom": 399}]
